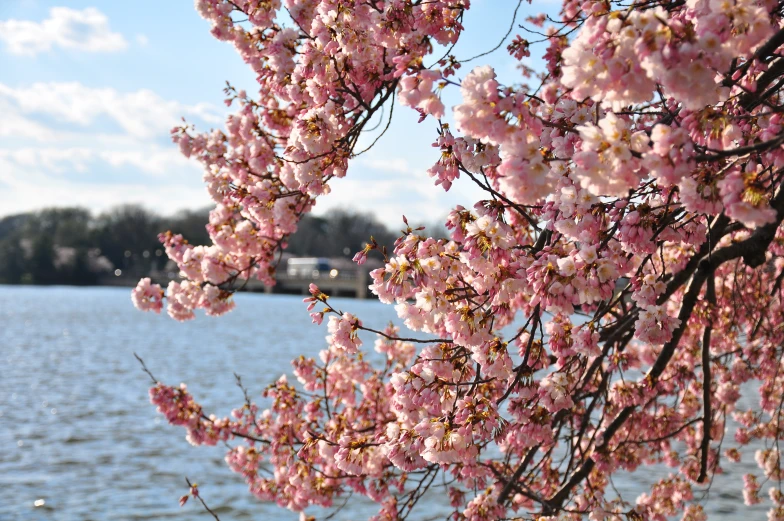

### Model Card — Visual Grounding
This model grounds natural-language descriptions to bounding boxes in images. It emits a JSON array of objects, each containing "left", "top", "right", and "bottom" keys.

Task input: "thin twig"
[
  {"left": 134, "top": 352, "right": 158, "bottom": 383},
  {"left": 185, "top": 478, "right": 221, "bottom": 521}
]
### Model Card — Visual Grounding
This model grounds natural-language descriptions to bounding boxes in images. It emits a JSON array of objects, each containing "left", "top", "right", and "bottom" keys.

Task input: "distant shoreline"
[{"left": 0, "top": 281, "right": 370, "bottom": 300}]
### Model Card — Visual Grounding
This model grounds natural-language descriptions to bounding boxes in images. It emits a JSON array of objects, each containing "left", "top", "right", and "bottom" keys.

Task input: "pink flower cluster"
[
  {"left": 135, "top": 0, "right": 784, "bottom": 519},
  {"left": 131, "top": 277, "right": 164, "bottom": 313},
  {"left": 326, "top": 313, "right": 362, "bottom": 355}
]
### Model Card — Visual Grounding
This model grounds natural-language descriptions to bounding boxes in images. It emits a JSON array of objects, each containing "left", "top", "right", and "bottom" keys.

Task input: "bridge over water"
[
  {"left": 101, "top": 257, "right": 377, "bottom": 299},
  {"left": 243, "top": 269, "right": 369, "bottom": 298}
]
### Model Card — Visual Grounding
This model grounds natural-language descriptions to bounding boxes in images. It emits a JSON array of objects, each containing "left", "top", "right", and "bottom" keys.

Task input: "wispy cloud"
[
  {"left": 0, "top": 7, "right": 127, "bottom": 56},
  {"left": 0, "top": 82, "right": 224, "bottom": 140},
  {"left": 0, "top": 80, "right": 225, "bottom": 217},
  {"left": 0, "top": 146, "right": 194, "bottom": 176},
  {"left": 355, "top": 157, "right": 416, "bottom": 175},
  {"left": 0, "top": 157, "right": 211, "bottom": 217}
]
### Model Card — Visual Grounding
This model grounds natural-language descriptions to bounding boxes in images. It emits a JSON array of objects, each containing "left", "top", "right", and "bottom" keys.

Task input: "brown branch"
[
  {"left": 358, "top": 324, "right": 452, "bottom": 344},
  {"left": 600, "top": 211, "right": 733, "bottom": 347},
  {"left": 659, "top": 214, "right": 730, "bottom": 304},
  {"left": 546, "top": 183, "right": 784, "bottom": 512},
  {"left": 134, "top": 352, "right": 159, "bottom": 383},
  {"left": 185, "top": 478, "right": 221, "bottom": 521},
  {"left": 497, "top": 445, "right": 541, "bottom": 504},
  {"left": 546, "top": 262, "right": 709, "bottom": 512},
  {"left": 497, "top": 305, "right": 541, "bottom": 406},
  {"left": 738, "top": 56, "right": 784, "bottom": 109},
  {"left": 729, "top": 27, "right": 784, "bottom": 86},
  {"left": 695, "top": 134, "right": 784, "bottom": 161},
  {"left": 697, "top": 272, "right": 716, "bottom": 483}
]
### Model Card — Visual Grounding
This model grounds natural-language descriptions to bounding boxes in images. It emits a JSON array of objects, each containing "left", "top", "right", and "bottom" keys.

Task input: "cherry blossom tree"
[{"left": 132, "top": 0, "right": 784, "bottom": 519}]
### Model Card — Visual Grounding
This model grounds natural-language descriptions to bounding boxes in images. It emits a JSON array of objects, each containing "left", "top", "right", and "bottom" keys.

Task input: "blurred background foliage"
[{"left": 0, "top": 205, "right": 447, "bottom": 285}]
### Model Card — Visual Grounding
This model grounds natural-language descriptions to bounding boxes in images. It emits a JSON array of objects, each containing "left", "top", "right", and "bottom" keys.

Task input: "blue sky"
[{"left": 0, "top": 0, "right": 557, "bottom": 226}]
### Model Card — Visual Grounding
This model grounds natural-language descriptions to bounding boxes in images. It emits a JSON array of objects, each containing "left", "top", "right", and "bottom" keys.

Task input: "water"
[{"left": 0, "top": 286, "right": 772, "bottom": 520}]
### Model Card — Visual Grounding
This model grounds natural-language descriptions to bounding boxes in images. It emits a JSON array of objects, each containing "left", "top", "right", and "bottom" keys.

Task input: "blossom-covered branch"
[{"left": 133, "top": 0, "right": 784, "bottom": 519}]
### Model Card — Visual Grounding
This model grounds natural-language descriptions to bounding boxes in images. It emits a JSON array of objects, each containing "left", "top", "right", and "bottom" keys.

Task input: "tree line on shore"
[{"left": 0, "top": 205, "right": 434, "bottom": 286}]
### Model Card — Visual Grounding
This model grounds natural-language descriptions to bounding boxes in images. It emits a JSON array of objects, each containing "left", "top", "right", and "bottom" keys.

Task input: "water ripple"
[{"left": 0, "top": 286, "right": 769, "bottom": 519}]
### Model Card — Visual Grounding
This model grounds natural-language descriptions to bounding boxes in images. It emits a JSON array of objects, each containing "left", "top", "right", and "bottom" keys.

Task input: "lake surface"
[{"left": 0, "top": 286, "right": 771, "bottom": 520}]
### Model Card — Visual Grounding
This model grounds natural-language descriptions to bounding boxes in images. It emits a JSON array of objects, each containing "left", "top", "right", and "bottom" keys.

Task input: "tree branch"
[
  {"left": 697, "top": 272, "right": 716, "bottom": 483},
  {"left": 546, "top": 183, "right": 784, "bottom": 511}
]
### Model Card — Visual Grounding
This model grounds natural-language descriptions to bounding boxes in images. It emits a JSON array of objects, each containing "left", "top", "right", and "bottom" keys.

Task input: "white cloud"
[
  {"left": 0, "top": 82, "right": 224, "bottom": 140},
  {"left": 0, "top": 146, "right": 195, "bottom": 176},
  {"left": 308, "top": 144, "right": 485, "bottom": 225},
  {"left": 317, "top": 168, "right": 480, "bottom": 226},
  {"left": 0, "top": 103, "right": 59, "bottom": 141},
  {"left": 0, "top": 78, "right": 475, "bottom": 227},
  {"left": 135, "top": 34, "right": 149, "bottom": 46},
  {"left": 0, "top": 81, "right": 225, "bottom": 218},
  {"left": 1, "top": 147, "right": 94, "bottom": 173},
  {"left": 98, "top": 149, "right": 195, "bottom": 174},
  {"left": 0, "top": 7, "right": 127, "bottom": 56},
  {"left": 355, "top": 157, "right": 415, "bottom": 175},
  {"left": 0, "top": 157, "right": 211, "bottom": 217}
]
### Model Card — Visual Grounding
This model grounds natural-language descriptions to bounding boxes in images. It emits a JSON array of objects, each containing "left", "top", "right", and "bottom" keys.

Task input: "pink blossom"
[
  {"left": 326, "top": 313, "right": 362, "bottom": 354},
  {"left": 131, "top": 278, "right": 164, "bottom": 313},
  {"left": 133, "top": 1, "right": 784, "bottom": 518}
]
